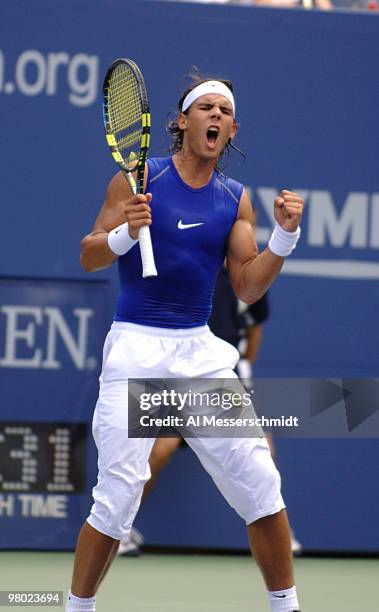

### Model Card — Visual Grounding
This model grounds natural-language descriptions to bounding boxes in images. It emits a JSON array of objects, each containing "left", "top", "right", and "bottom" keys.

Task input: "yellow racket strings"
[{"left": 108, "top": 63, "right": 143, "bottom": 154}]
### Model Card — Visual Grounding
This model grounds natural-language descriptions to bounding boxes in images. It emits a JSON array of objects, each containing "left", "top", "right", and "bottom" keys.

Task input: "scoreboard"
[{"left": 0, "top": 422, "right": 87, "bottom": 494}]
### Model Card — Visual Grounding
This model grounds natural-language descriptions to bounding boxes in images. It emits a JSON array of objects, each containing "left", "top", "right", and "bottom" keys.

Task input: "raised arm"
[
  {"left": 80, "top": 170, "right": 152, "bottom": 272},
  {"left": 227, "top": 188, "right": 303, "bottom": 304}
]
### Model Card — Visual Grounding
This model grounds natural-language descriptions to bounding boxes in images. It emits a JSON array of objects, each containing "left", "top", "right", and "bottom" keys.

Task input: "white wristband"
[
  {"left": 268, "top": 223, "right": 301, "bottom": 257},
  {"left": 107, "top": 222, "right": 138, "bottom": 256}
]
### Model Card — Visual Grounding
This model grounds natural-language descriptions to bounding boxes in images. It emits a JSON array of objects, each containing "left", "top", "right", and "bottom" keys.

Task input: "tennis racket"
[{"left": 103, "top": 58, "right": 157, "bottom": 278}]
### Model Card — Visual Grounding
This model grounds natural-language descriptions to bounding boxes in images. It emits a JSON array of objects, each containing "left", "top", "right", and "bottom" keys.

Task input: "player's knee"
[
  {"left": 249, "top": 455, "right": 283, "bottom": 519},
  {"left": 220, "top": 442, "right": 282, "bottom": 516},
  {"left": 89, "top": 465, "right": 149, "bottom": 539}
]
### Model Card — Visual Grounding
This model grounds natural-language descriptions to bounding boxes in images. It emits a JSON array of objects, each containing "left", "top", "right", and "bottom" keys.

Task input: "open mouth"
[{"left": 206, "top": 127, "right": 219, "bottom": 145}]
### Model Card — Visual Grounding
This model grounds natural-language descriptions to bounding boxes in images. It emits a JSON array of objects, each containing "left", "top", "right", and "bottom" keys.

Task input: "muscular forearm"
[
  {"left": 80, "top": 232, "right": 117, "bottom": 272},
  {"left": 236, "top": 247, "right": 284, "bottom": 304}
]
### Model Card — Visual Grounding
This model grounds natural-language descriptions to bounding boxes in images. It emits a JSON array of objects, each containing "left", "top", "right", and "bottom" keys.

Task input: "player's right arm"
[{"left": 80, "top": 171, "right": 152, "bottom": 272}]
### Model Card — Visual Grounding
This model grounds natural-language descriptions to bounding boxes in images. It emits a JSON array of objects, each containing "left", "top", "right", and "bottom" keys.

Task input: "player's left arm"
[{"left": 226, "top": 188, "right": 303, "bottom": 304}]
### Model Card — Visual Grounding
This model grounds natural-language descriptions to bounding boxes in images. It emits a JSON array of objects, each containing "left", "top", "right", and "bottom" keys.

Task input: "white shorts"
[{"left": 87, "top": 322, "right": 285, "bottom": 540}]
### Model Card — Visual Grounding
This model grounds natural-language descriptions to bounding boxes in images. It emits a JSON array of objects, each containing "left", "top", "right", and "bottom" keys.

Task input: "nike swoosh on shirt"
[
  {"left": 178, "top": 220, "right": 204, "bottom": 230},
  {"left": 273, "top": 595, "right": 286, "bottom": 598}
]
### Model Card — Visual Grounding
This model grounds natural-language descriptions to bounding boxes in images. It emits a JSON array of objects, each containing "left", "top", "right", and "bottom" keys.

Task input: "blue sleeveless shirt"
[{"left": 114, "top": 157, "right": 243, "bottom": 328}]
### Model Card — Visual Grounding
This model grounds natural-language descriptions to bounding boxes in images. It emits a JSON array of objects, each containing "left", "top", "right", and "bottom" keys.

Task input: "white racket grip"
[{"left": 138, "top": 225, "right": 157, "bottom": 277}]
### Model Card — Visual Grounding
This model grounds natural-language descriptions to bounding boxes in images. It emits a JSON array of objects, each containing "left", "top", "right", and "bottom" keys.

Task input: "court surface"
[{"left": 0, "top": 552, "right": 377, "bottom": 611}]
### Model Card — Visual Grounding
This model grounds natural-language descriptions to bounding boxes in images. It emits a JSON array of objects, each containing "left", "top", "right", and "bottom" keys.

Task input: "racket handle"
[{"left": 138, "top": 225, "right": 157, "bottom": 278}]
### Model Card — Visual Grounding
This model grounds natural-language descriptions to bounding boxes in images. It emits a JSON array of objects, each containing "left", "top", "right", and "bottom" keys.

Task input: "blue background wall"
[{"left": 0, "top": 0, "right": 378, "bottom": 551}]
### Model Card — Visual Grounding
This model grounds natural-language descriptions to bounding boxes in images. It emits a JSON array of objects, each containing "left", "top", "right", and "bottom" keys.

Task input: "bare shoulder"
[{"left": 236, "top": 187, "right": 255, "bottom": 224}]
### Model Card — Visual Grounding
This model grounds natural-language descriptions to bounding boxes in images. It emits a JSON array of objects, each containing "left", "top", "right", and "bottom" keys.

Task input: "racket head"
[{"left": 103, "top": 59, "right": 151, "bottom": 193}]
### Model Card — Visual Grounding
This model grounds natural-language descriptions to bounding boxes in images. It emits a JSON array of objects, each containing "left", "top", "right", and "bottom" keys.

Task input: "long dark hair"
[{"left": 166, "top": 68, "right": 244, "bottom": 170}]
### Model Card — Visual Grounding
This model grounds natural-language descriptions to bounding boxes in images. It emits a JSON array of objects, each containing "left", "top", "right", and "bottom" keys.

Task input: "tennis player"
[{"left": 66, "top": 75, "right": 303, "bottom": 612}]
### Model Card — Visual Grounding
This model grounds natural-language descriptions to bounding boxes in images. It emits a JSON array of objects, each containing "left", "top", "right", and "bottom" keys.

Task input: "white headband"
[{"left": 181, "top": 81, "right": 235, "bottom": 116}]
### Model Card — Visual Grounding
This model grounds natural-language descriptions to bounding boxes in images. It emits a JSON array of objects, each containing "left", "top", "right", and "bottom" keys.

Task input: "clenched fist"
[
  {"left": 123, "top": 193, "right": 153, "bottom": 239},
  {"left": 274, "top": 190, "right": 304, "bottom": 233}
]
